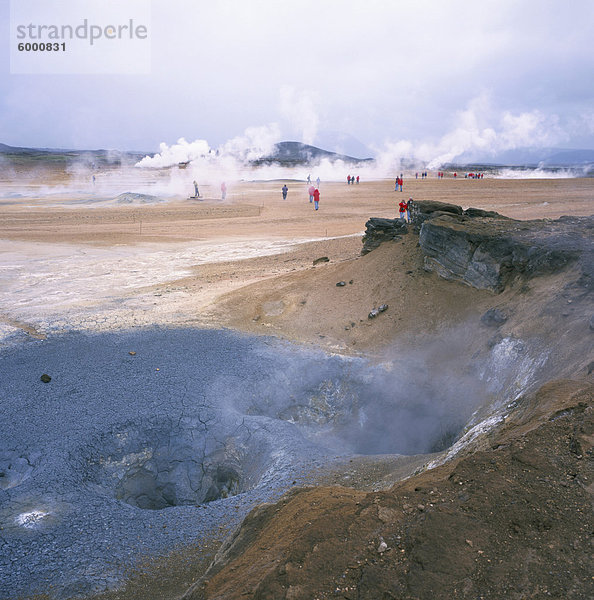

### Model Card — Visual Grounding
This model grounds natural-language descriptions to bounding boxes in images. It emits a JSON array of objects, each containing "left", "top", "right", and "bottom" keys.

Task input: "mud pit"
[{"left": 0, "top": 321, "right": 537, "bottom": 599}]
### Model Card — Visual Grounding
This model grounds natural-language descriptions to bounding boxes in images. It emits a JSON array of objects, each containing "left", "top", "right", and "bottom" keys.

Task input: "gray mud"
[{"left": 0, "top": 327, "right": 483, "bottom": 599}]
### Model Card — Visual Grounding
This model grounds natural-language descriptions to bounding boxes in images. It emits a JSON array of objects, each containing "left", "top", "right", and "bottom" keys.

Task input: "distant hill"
[
  {"left": 252, "top": 141, "right": 373, "bottom": 166},
  {"left": 0, "top": 143, "right": 146, "bottom": 167}
]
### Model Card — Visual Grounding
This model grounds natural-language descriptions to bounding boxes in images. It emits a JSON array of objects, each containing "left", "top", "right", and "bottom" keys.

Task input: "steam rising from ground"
[
  {"left": 205, "top": 325, "right": 495, "bottom": 457},
  {"left": 1, "top": 91, "right": 590, "bottom": 203},
  {"left": 129, "top": 92, "right": 591, "bottom": 187},
  {"left": 373, "top": 93, "right": 585, "bottom": 171}
]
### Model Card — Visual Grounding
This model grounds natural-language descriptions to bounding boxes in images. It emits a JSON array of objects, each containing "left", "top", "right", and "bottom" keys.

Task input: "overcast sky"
[{"left": 2, "top": 0, "right": 593, "bottom": 159}]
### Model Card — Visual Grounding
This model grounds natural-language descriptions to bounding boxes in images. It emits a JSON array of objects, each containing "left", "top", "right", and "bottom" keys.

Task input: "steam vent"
[{"left": 1, "top": 202, "right": 592, "bottom": 600}]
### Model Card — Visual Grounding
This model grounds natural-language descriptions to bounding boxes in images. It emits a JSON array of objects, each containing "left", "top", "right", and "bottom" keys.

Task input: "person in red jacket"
[
  {"left": 398, "top": 199, "right": 407, "bottom": 220},
  {"left": 313, "top": 188, "right": 320, "bottom": 210}
]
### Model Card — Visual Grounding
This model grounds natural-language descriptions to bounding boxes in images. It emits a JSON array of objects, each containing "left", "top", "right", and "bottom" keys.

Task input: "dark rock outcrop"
[
  {"left": 362, "top": 201, "right": 592, "bottom": 293},
  {"left": 419, "top": 212, "right": 592, "bottom": 292},
  {"left": 410, "top": 199, "right": 463, "bottom": 226},
  {"left": 361, "top": 218, "right": 408, "bottom": 255}
]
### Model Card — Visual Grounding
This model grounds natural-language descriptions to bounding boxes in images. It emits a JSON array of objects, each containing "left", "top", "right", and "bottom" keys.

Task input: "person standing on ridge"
[
  {"left": 313, "top": 187, "right": 320, "bottom": 210},
  {"left": 399, "top": 198, "right": 407, "bottom": 220},
  {"left": 282, "top": 184, "right": 288, "bottom": 199},
  {"left": 406, "top": 197, "right": 413, "bottom": 222}
]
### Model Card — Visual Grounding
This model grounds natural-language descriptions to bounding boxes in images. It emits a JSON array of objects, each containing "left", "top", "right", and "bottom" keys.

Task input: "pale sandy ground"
[{"left": 0, "top": 174, "right": 592, "bottom": 349}]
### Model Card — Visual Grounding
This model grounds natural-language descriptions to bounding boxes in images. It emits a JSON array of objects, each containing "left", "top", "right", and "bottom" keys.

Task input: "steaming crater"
[{"left": 0, "top": 327, "right": 518, "bottom": 599}]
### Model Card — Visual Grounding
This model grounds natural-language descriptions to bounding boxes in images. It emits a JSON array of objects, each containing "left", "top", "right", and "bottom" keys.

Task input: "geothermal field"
[{"left": 0, "top": 159, "right": 592, "bottom": 600}]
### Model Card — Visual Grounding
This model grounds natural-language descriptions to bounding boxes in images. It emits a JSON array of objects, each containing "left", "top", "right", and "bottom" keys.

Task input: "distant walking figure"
[
  {"left": 282, "top": 184, "right": 288, "bottom": 200},
  {"left": 221, "top": 182, "right": 227, "bottom": 200},
  {"left": 193, "top": 180, "right": 200, "bottom": 197},
  {"left": 316, "top": 176, "right": 320, "bottom": 187},
  {"left": 399, "top": 199, "right": 407, "bottom": 220},
  {"left": 356, "top": 175, "right": 360, "bottom": 184},
  {"left": 308, "top": 184, "right": 315, "bottom": 203},
  {"left": 347, "top": 175, "right": 351, "bottom": 185},
  {"left": 307, "top": 174, "right": 311, "bottom": 184},
  {"left": 313, "top": 188, "right": 320, "bottom": 210},
  {"left": 406, "top": 198, "right": 413, "bottom": 222}
]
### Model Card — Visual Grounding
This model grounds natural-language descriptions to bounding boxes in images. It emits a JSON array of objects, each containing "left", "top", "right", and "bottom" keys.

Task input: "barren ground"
[{"left": 1, "top": 170, "right": 592, "bottom": 599}]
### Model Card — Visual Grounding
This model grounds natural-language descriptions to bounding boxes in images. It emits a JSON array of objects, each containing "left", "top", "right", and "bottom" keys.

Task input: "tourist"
[
  {"left": 399, "top": 199, "right": 407, "bottom": 220},
  {"left": 193, "top": 180, "right": 199, "bottom": 198},
  {"left": 356, "top": 175, "right": 360, "bottom": 184},
  {"left": 221, "top": 182, "right": 227, "bottom": 200},
  {"left": 316, "top": 176, "right": 320, "bottom": 187},
  {"left": 406, "top": 197, "right": 413, "bottom": 222},
  {"left": 347, "top": 175, "right": 351, "bottom": 185},
  {"left": 308, "top": 184, "right": 315, "bottom": 203},
  {"left": 282, "top": 184, "right": 288, "bottom": 199},
  {"left": 313, "top": 188, "right": 320, "bottom": 210}
]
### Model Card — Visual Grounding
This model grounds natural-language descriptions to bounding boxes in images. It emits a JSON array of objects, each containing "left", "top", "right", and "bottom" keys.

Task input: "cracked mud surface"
[{"left": 2, "top": 327, "right": 478, "bottom": 599}]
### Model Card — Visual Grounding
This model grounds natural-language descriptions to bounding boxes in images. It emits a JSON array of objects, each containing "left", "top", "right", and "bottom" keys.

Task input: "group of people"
[
  {"left": 394, "top": 174, "right": 404, "bottom": 191},
  {"left": 281, "top": 182, "right": 321, "bottom": 210},
  {"left": 415, "top": 171, "right": 429, "bottom": 179},
  {"left": 465, "top": 172, "right": 484, "bottom": 179},
  {"left": 307, "top": 184, "right": 320, "bottom": 209},
  {"left": 306, "top": 174, "right": 321, "bottom": 187},
  {"left": 347, "top": 175, "right": 360, "bottom": 184}
]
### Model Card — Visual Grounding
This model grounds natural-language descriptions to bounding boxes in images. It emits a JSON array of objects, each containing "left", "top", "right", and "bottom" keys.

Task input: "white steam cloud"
[
  {"left": 123, "top": 91, "right": 590, "bottom": 191},
  {"left": 220, "top": 123, "right": 281, "bottom": 161},
  {"left": 374, "top": 93, "right": 573, "bottom": 170},
  {"left": 136, "top": 138, "right": 211, "bottom": 168},
  {"left": 279, "top": 86, "right": 319, "bottom": 146}
]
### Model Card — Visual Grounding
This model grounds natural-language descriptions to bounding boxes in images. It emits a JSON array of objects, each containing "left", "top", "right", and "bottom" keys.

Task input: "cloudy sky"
[{"left": 2, "top": 0, "right": 593, "bottom": 160}]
